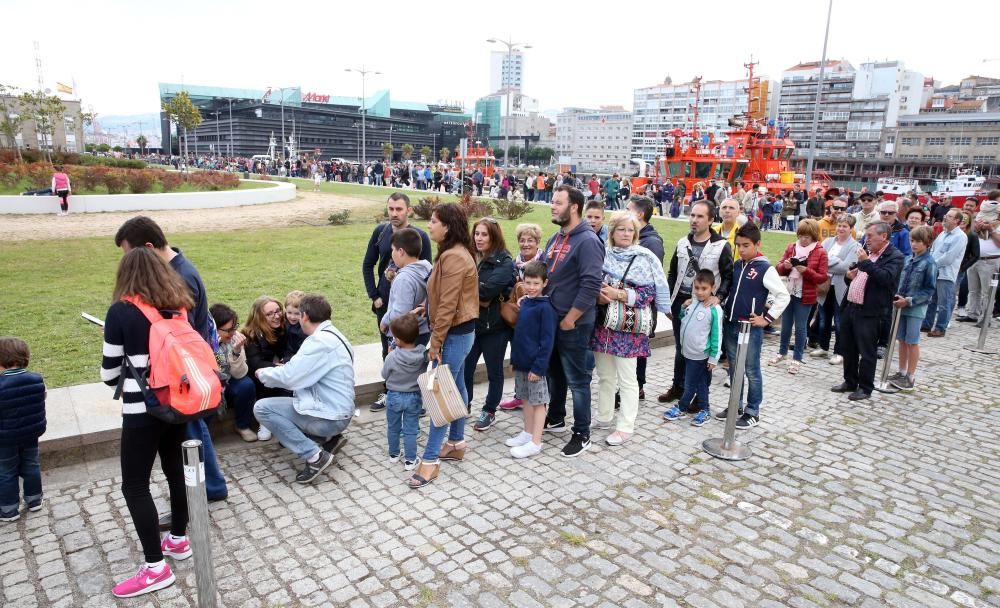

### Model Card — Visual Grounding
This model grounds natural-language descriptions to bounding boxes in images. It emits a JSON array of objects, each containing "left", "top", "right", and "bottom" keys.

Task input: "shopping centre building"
[{"left": 158, "top": 83, "right": 489, "bottom": 160}]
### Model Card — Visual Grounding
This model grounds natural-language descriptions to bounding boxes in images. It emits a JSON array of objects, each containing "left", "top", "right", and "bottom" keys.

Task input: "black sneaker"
[
  {"left": 543, "top": 419, "right": 567, "bottom": 434},
  {"left": 295, "top": 450, "right": 334, "bottom": 484},
  {"left": 370, "top": 393, "right": 387, "bottom": 412},
  {"left": 473, "top": 411, "right": 496, "bottom": 431},
  {"left": 638, "top": 388, "right": 645, "bottom": 401},
  {"left": 735, "top": 413, "right": 759, "bottom": 429},
  {"left": 713, "top": 405, "right": 742, "bottom": 421},
  {"left": 561, "top": 433, "right": 591, "bottom": 458},
  {"left": 323, "top": 434, "right": 348, "bottom": 456}
]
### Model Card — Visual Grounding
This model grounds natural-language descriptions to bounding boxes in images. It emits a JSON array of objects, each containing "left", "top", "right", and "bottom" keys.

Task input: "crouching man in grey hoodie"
[{"left": 255, "top": 294, "right": 355, "bottom": 484}]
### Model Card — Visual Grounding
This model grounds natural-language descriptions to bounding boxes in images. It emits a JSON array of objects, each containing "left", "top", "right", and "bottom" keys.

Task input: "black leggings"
[
  {"left": 121, "top": 420, "right": 188, "bottom": 563},
  {"left": 56, "top": 189, "right": 69, "bottom": 212}
]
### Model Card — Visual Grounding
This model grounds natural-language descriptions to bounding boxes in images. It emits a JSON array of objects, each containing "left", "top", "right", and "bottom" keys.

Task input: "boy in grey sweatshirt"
[
  {"left": 381, "top": 228, "right": 432, "bottom": 347},
  {"left": 381, "top": 314, "right": 427, "bottom": 469}
]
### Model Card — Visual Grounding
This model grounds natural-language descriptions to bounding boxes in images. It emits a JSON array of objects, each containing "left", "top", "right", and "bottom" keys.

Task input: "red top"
[
  {"left": 776, "top": 242, "right": 830, "bottom": 305},
  {"left": 52, "top": 172, "right": 70, "bottom": 190}
]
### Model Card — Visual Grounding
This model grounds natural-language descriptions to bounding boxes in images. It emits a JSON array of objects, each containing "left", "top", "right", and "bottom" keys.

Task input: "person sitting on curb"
[{"left": 254, "top": 294, "right": 354, "bottom": 484}]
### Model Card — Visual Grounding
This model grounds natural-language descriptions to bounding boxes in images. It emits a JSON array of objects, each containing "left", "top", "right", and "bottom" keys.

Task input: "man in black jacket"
[
  {"left": 831, "top": 221, "right": 905, "bottom": 401},
  {"left": 806, "top": 187, "right": 825, "bottom": 219},
  {"left": 361, "top": 193, "right": 432, "bottom": 410},
  {"left": 627, "top": 196, "right": 664, "bottom": 399}
]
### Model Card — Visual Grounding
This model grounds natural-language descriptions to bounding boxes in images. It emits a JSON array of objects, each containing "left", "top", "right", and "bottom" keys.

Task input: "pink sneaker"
[
  {"left": 498, "top": 398, "right": 523, "bottom": 411},
  {"left": 112, "top": 563, "right": 176, "bottom": 598},
  {"left": 161, "top": 534, "right": 192, "bottom": 560}
]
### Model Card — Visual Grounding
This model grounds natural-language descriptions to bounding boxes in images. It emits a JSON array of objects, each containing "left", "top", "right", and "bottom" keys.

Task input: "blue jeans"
[
  {"left": 185, "top": 420, "right": 227, "bottom": 500},
  {"left": 464, "top": 328, "right": 512, "bottom": 414},
  {"left": 225, "top": 375, "right": 257, "bottom": 430},
  {"left": 0, "top": 445, "right": 41, "bottom": 516},
  {"left": 922, "top": 279, "right": 956, "bottom": 332},
  {"left": 423, "top": 331, "right": 475, "bottom": 462},
  {"left": 778, "top": 296, "right": 811, "bottom": 361},
  {"left": 254, "top": 398, "right": 352, "bottom": 462},
  {"left": 546, "top": 322, "right": 595, "bottom": 437},
  {"left": 723, "top": 320, "right": 764, "bottom": 417},
  {"left": 678, "top": 357, "right": 711, "bottom": 413},
  {"left": 386, "top": 391, "right": 422, "bottom": 462}
]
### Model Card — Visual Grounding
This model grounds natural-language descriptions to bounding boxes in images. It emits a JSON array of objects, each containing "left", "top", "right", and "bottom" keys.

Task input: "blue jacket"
[
  {"left": 897, "top": 251, "right": 937, "bottom": 319},
  {"left": 258, "top": 321, "right": 355, "bottom": 421},
  {"left": 510, "top": 296, "right": 557, "bottom": 377},
  {"left": 544, "top": 220, "right": 605, "bottom": 325},
  {"left": 723, "top": 256, "right": 791, "bottom": 323},
  {"left": 0, "top": 369, "right": 46, "bottom": 446}
]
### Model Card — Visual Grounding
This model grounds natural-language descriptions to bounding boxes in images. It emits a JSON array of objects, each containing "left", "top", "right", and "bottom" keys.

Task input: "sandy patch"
[{"left": 0, "top": 191, "right": 382, "bottom": 241}]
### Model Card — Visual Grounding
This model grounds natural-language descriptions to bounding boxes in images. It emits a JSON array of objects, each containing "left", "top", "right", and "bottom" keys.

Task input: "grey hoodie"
[
  {"left": 381, "top": 344, "right": 428, "bottom": 393},
  {"left": 384, "top": 260, "right": 433, "bottom": 338}
]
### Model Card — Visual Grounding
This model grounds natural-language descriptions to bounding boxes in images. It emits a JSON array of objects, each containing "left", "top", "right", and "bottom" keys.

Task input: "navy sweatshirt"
[
  {"left": 362, "top": 223, "right": 432, "bottom": 303},
  {"left": 543, "top": 220, "right": 605, "bottom": 325},
  {"left": 510, "top": 296, "right": 557, "bottom": 377},
  {"left": 0, "top": 369, "right": 47, "bottom": 446},
  {"left": 169, "top": 247, "right": 212, "bottom": 341}
]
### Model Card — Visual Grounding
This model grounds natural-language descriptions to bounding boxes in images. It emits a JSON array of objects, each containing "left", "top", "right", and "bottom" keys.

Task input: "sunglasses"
[
  {"left": 880, "top": 210, "right": 897, "bottom": 215},
  {"left": 478, "top": 217, "right": 499, "bottom": 224},
  {"left": 833, "top": 206, "right": 847, "bottom": 211}
]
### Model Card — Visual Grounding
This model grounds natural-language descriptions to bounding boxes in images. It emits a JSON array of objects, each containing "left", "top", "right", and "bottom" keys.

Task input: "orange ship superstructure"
[{"left": 632, "top": 61, "right": 833, "bottom": 198}]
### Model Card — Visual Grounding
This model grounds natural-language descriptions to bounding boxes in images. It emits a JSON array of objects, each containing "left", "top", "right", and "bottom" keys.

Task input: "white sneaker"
[
  {"left": 511, "top": 442, "right": 542, "bottom": 459},
  {"left": 956, "top": 307, "right": 967, "bottom": 317},
  {"left": 404, "top": 459, "right": 418, "bottom": 471},
  {"left": 829, "top": 354, "right": 843, "bottom": 365},
  {"left": 810, "top": 348, "right": 828, "bottom": 357},
  {"left": 257, "top": 427, "right": 272, "bottom": 441},
  {"left": 505, "top": 431, "right": 533, "bottom": 447}
]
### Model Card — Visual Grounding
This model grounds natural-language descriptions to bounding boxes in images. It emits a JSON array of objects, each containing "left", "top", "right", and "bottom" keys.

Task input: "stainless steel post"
[
  {"left": 703, "top": 320, "right": 752, "bottom": 461},
  {"left": 182, "top": 440, "right": 218, "bottom": 608},
  {"left": 965, "top": 270, "right": 1000, "bottom": 355},
  {"left": 874, "top": 305, "right": 903, "bottom": 393}
]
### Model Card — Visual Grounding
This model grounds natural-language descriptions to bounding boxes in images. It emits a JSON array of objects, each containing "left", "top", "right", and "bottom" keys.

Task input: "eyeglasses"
[
  {"left": 264, "top": 310, "right": 283, "bottom": 318},
  {"left": 218, "top": 325, "right": 237, "bottom": 334}
]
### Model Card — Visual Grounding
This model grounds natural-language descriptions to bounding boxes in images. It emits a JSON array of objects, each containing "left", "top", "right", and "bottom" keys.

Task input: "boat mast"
[
  {"left": 690, "top": 76, "right": 702, "bottom": 143},
  {"left": 744, "top": 57, "right": 758, "bottom": 121}
]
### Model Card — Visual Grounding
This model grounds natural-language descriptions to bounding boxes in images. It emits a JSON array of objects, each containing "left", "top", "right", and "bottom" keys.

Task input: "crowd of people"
[{"left": 2, "top": 181, "right": 999, "bottom": 599}]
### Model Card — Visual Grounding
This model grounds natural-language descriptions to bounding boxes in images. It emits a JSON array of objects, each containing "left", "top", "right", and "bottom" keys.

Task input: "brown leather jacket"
[{"left": 427, "top": 246, "right": 479, "bottom": 352}]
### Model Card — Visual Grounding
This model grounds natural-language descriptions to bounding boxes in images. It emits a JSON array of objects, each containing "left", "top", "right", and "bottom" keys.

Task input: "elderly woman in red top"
[{"left": 769, "top": 218, "right": 829, "bottom": 374}]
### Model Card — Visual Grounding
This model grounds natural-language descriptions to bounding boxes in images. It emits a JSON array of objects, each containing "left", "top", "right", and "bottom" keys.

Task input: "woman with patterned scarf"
[{"left": 591, "top": 212, "right": 672, "bottom": 446}]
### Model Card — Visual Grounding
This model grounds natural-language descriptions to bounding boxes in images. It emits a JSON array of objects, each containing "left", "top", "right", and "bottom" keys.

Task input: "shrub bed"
[{"left": 0, "top": 161, "right": 239, "bottom": 194}]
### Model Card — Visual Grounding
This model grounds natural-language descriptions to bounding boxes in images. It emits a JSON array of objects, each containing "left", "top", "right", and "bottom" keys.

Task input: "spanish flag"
[{"left": 56, "top": 82, "right": 73, "bottom": 94}]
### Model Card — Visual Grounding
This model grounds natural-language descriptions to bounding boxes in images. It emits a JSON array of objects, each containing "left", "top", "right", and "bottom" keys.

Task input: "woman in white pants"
[
  {"left": 966, "top": 211, "right": 1000, "bottom": 326},
  {"left": 590, "top": 212, "right": 671, "bottom": 446}
]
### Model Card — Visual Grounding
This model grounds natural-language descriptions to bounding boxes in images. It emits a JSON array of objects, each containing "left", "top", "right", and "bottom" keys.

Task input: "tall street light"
[
  {"left": 804, "top": 0, "right": 833, "bottom": 191},
  {"left": 487, "top": 37, "right": 531, "bottom": 169},
  {"left": 266, "top": 87, "right": 295, "bottom": 160},
  {"left": 227, "top": 99, "right": 234, "bottom": 158},
  {"left": 345, "top": 67, "right": 381, "bottom": 168}
]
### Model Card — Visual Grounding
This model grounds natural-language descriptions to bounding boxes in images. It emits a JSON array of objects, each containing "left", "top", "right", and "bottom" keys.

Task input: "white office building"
[
  {"left": 556, "top": 107, "right": 632, "bottom": 174},
  {"left": 490, "top": 50, "right": 524, "bottom": 94}
]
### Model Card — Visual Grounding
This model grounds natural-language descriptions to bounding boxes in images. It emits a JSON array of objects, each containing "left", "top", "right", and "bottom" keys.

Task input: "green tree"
[
  {"left": 440, "top": 147, "right": 450, "bottom": 162},
  {"left": 19, "top": 90, "right": 66, "bottom": 162},
  {"left": 96, "top": 143, "right": 110, "bottom": 153},
  {"left": 112, "top": 145, "right": 122, "bottom": 152},
  {"left": 0, "top": 83, "right": 27, "bottom": 161},
  {"left": 85, "top": 143, "right": 96, "bottom": 152},
  {"left": 401, "top": 143, "right": 414, "bottom": 161},
  {"left": 162, "top": 91, "right": 202, "bottom": 162},
  {"left": 382, "top": 142, "right": 393, "bottom": 160},
  {"left": 136, "top": 134, "right": 148, "bottom": 155},
  {"left": 420, "top": 145, "right": 432, "bottom": 161}
]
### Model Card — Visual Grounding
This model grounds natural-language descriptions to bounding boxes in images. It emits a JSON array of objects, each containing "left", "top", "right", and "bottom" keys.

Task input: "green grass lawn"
[
  {"left": 0, "top": 179, "right": 272, "bottom": 195},
  {"left": 0, "top": 203, "right": 792, "bottom": 388}
]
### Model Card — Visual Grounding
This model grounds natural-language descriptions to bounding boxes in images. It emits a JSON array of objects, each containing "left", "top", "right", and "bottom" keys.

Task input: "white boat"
[
  {"left": 876, "top": 177, "right": 922, "bottom": 200},
  {"left": 931, "top": 168, "right": 986, "bottom": 203}
]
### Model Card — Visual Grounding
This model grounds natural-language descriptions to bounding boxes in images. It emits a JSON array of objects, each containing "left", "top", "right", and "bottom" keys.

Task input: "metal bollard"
[
  {"left": 182, "top": 440, "right": 218, "bottom": 608},
  {"left": 964, "top": 270, "right": 1000, "bottom": 355},
  {"left": 874, "top": 305, "right": 904, "bottom": 393},
  {"left": 703, "top": 320, "right": 752, "bottom": 461}
]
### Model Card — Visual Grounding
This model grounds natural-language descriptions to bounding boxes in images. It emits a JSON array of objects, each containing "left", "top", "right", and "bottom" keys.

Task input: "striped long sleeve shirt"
[{"left": 100, "top": 301, "right": 157, "bottom": 428}]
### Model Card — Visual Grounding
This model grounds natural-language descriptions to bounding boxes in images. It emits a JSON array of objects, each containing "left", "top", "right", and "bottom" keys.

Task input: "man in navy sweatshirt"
[{"left": 543, "top": 186, "right": 604, "bottom": 458}]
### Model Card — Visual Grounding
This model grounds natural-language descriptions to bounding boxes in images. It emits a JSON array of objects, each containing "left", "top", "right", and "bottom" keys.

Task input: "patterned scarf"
[
  {"left": 603, "top": 245, "right": 671, "bottom": 313},
  {"left": 847, "top": 243, "right": 886, "bottom": 305},
  {"left": 788, "top": 241, "right": 818, "bottom": 298}
]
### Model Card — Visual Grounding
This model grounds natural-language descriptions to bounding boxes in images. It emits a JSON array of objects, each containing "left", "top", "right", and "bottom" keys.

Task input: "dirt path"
[{"left": 0, "top": 191, "right": 381, "bottom": 241}]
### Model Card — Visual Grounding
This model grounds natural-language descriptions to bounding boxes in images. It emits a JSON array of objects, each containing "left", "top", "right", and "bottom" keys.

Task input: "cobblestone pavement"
[{"left": 2, "top": 323, "right": 999, "bottom": 608}]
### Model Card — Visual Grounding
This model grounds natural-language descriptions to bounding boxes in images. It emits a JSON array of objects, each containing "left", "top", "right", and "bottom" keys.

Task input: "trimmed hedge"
[
  {"left": 0, "top": 161, "right": 239, "bottom": 194},
  {"left": 0, "top": 149, "right": 146, "bottom": 169}
]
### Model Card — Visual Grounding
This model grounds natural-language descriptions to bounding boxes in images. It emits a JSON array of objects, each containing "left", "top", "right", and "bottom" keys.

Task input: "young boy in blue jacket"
[
  {"left": 718, "top": 223, "right": 790, "bottom": 429},
  {"left": 0, "top": 337, "right": 47, "bottom": 522},
  {"left": 507, "top": 260, "right": 557, "bottom": 458}
]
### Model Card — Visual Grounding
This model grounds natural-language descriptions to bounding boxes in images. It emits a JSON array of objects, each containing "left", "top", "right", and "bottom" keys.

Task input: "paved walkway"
[{"left": 2, "top": 323, "right": 999, "bottom": 608}]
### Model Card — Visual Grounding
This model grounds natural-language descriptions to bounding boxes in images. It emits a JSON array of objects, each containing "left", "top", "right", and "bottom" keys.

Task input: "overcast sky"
[{"left": 1, "top": 0, "right": 995, "bottom": 118}]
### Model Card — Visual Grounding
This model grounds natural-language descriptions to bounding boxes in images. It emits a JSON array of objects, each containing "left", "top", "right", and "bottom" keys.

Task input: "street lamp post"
[
  {"left": 804, "top": 0, "right": 834, "bottom": 191},
  {"left": 212, "top": 111, "right": 221, "bottom": 158},
  {"left": 345, "top": 67, "right": 382, "bottom": 169},
  {"left": 228, "top": 99, "right": 234, "bottom": 158},
  {"left": 487, "top": 37, "right": 532, "bottom": 169}
]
